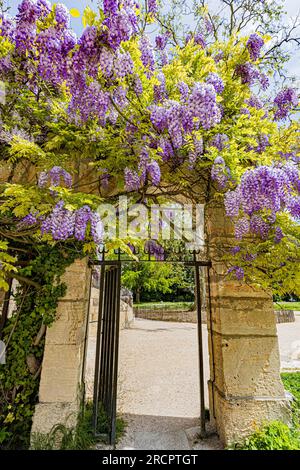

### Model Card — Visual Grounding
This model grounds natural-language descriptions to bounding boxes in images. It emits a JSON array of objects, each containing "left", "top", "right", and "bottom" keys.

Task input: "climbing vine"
[{"left": 0, "top": 243, "right": 82, "bottom": 449}]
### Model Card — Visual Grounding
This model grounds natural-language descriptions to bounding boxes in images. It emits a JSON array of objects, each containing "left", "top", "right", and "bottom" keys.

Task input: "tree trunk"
[{"left": 135, "top": 288, "right": 141, "bottom": 304}]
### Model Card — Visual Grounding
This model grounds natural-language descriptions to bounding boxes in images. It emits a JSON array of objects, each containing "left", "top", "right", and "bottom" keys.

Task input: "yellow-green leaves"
[
  {"left": 82, "top": 6, "right": 97, "bottom": 27},
  {"left": 70, "top": 8, "right": 81, "bottom": 18},
  {"left": 8, "top": 137, "right": 47, "bottom": 165},
  {"left": 1, "top": 184, "right": 46, "bottom": 218},
  {"left": 0, "top": 241, "right": 17, "bottom": 291}
]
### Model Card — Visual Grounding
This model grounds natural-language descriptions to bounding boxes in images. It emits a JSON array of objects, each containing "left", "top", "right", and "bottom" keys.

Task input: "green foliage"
[
  {"left": 30, "top": 403, "right": 126, "bottom": 450},
  {"left": 282, "top": 372, "right": 300, "bottom": 426},
  {"left": 0, "top": 240, "right": 17, "bottom": 290},
  {"left": 229, "top": 421, "right": 300, "bottom": 450},
  {"left": 282, "top": 373, "right": 300, "bottom": 404},
  {"left": 231, "top": 373, "right": 300, "bottom": 450},
  {"left": 273, "top": 302, "right": 300, "bottom": 311},
  {"left": 134, "top": 301, "right": 194, "bottom": 310},
  {"left": 122, "top": 262, "right": 194, "bottom": 301},
  {"left": 0, "top": 244, "right": 81, "bottom": 449}
]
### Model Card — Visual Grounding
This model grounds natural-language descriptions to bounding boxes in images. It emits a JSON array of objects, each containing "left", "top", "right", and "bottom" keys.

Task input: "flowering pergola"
[{"left": 0, "top": 0, "right": 299, "bottom": 449}]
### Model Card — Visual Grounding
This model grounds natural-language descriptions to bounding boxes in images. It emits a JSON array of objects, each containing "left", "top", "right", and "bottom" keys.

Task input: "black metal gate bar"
[
  {"left": 110, "top": 265, "right": 121, "bottom": 444},
  {"left": 92, "top": 262, "right": 121, "bottom": 445}
]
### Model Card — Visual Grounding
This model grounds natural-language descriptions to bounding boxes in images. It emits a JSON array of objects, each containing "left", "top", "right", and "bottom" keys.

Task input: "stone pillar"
[
  {"left": 206, "top": 202, "right": 290, "bottom": 445},
  {"left": 31, "top": 259, "right": 91, "bottom": 436}
]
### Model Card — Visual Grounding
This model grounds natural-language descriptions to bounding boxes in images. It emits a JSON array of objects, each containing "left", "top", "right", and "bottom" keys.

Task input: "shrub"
[{"left": 229, "top": 421, "right": 300, "bottom": 450}]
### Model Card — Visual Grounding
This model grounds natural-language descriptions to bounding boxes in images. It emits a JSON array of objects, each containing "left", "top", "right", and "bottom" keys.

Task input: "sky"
[{"left": 5, "top": 0, "right": 300, "bottom": 83}]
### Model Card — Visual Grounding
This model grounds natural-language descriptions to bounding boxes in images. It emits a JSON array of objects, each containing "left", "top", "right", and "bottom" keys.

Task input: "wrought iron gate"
[
  {"left": 92, "top": 263, "right": 121, "bottom": 445},
  {"left": 89, "top": 249, "right": 212, "bottom": 447}
]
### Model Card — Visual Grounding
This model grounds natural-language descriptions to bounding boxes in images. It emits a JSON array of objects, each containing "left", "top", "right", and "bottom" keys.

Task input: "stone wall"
[
  {"left": 134, "top": 307, "right": 207, "bottom": 323},
  {"left": 205, "top": 202, "right": 291, "bottom": 445},
  {"left": 31, "top": 259, "right": 91, "bottom": 437},
  {"left": 275, "top": 310, "right": 296, "bottom": 324},
  {"left": 89, "top": 287, "right": 134, "bottom": 329}
]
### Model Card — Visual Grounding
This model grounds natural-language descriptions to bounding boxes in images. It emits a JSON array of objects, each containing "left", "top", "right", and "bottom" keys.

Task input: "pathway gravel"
[{"left": 89, "top": 314, "right": 300, "bottom": 450}]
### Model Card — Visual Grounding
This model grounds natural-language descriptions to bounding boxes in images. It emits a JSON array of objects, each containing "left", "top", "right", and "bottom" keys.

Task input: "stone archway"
[{"left": 30, "top": 201, "right": 290, "bottom": 446}]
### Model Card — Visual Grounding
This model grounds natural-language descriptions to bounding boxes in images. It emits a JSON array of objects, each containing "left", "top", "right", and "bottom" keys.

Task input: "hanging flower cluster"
[
  {"left": 38, "top": 166, "right": 72, "bottom": 188},
  {"left": 41, "top": 202, "right": 103, "bottom": 243},
  {"left": 224, "top": 164, "right": 300, "bottom": 242}
]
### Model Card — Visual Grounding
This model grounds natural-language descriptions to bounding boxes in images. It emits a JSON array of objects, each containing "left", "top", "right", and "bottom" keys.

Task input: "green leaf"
[
  {"left": 70, "top": 8, "right": 81, "bottom": 18},
  {"left": 82, "top": 6, "right": 97, "bottom": 28}
]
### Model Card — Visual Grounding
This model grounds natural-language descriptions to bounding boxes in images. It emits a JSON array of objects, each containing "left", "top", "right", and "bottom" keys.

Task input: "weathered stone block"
[
  {"left": 39, "top": 344, "right": 83, "bottom": 403},
  {"left": 60, "top": 260, "right": 90, "bottom": 301},
  {"left": 208, "top": 300, "right": 276, "bottom": 336},
  {"left": 46, "top": 300, "right": 88, "bottom": 345},
  {"left": 213, "top": 388, "right": 291, "bottom": 445},
  {"left": 211, "top": 334, "right": 285, "bottom": 398},
  {"left": 31, "top": 402, "right": 78, "bottom": 436}
]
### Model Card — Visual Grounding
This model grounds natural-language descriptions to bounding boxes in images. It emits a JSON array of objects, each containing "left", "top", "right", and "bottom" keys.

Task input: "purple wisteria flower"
[
  {"left": 18, "top": 212, "right": 38, "bottom": 228},
  {"left": 139, "top": 35, "right": 155, "bottom": 74},
  {"left": 274, "top": 88, "right": 298, "bottom": 121},
  {"left": 246, "top": 34, "right": 264, "bottom": 61},
  {"left": 55, "top": 4, "right": 70, "bottom": 28},
  {"left": 38, "top": 166, "right": 73, "bottom": 188},
  {"left": 227, "top": 266, "right": 245, "bottom": 281},
  {"left": 147, "top": 160, "right": 161, "bottom": 185},
  {"left": 206, "top": 73, "right": 224, "bottom": 94},
  {"left": 209, "top": 133, "right": 229, "bottom": 151},
  {"left": 41, "top": 202, "right": 103, "bottom": 243},
  {"left": 224, "top": 163, "right": 300, "bottom": 241},
  {"left": 144, "top": 240, "right": 164, "bottom": 260},
  {"left": 194, "top": 32, "right": 206, "bottom": 48},
  {"left": 155, "top": 33, "right": 169, "bottom": 50},
  {"left": 246, "top": 94, "right": 263, "bottom": 109},
  {"left": 148, "top": 0, "right": 158, "bottom": 14},
  {"left": 154, "top": 72, "right": 168, "bottom": 103},
  {"left": 274, "top": 226, "right": 284, "bottom": 244},
  {"left": 211, "top": 156, "right": 230, "bottom": 189},
  {"left": 103, "top": 0, "right": 119, "bottom": 16},
  {"left": 124, "top": 168, "right": 141, "bottom": 191},
  {"left": 235, "top": 62, "right": 269, "bottom": 89}
]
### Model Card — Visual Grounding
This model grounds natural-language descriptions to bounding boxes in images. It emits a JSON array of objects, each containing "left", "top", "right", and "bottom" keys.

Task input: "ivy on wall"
[{"left": 0, "top": 244, "right": 82, "bottom": 449}]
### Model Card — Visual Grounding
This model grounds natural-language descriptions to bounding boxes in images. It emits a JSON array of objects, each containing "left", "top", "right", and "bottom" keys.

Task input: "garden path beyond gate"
[{"left": 87, "top": 248, "right": 212, "bottom": 447}]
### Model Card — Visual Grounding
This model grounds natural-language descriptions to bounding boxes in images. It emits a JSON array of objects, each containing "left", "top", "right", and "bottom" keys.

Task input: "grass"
[
  {"left": 282, "top": 372, "right": 300, "bottom": 426},
  {"left": 31, "top": 403, "right": 126, "bottom": 450},
  {"left": 273, "top": 302, "right": 300, "bottom": 311},
  {"left": 135, "top": 301, "right": 300, "bottom": 311},
  {"left": 134, "top": 301, "right": 194, "bottom": 310}
]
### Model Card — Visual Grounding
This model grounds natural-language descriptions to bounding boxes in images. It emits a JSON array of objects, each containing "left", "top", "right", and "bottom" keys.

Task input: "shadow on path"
[{"left": 116, "top": 413, "right": 223, "bottom": 450}]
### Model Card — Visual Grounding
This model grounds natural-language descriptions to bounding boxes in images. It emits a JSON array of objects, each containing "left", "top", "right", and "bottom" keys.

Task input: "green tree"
[{"left": 122, "top": 262, "right": 192, "bottom": 303}]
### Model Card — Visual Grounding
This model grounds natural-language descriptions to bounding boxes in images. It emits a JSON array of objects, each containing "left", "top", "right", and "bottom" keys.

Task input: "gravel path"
[
  {"left": 277, "top": 312, "right": 300, "bottom": 370},
  {"left": 117, "top": 318, "right": 209, "bottom": 417},
  {"left": 116, "top": 318, "right": 214, "bottom": 450},
  {"left": 88, "top": 314, "right": 300, "bottom": 450}
]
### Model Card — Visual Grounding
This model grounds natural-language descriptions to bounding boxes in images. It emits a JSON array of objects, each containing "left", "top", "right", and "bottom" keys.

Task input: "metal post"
[{"left": 110, "top": 264, "right": 121, "bottom": 446}]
